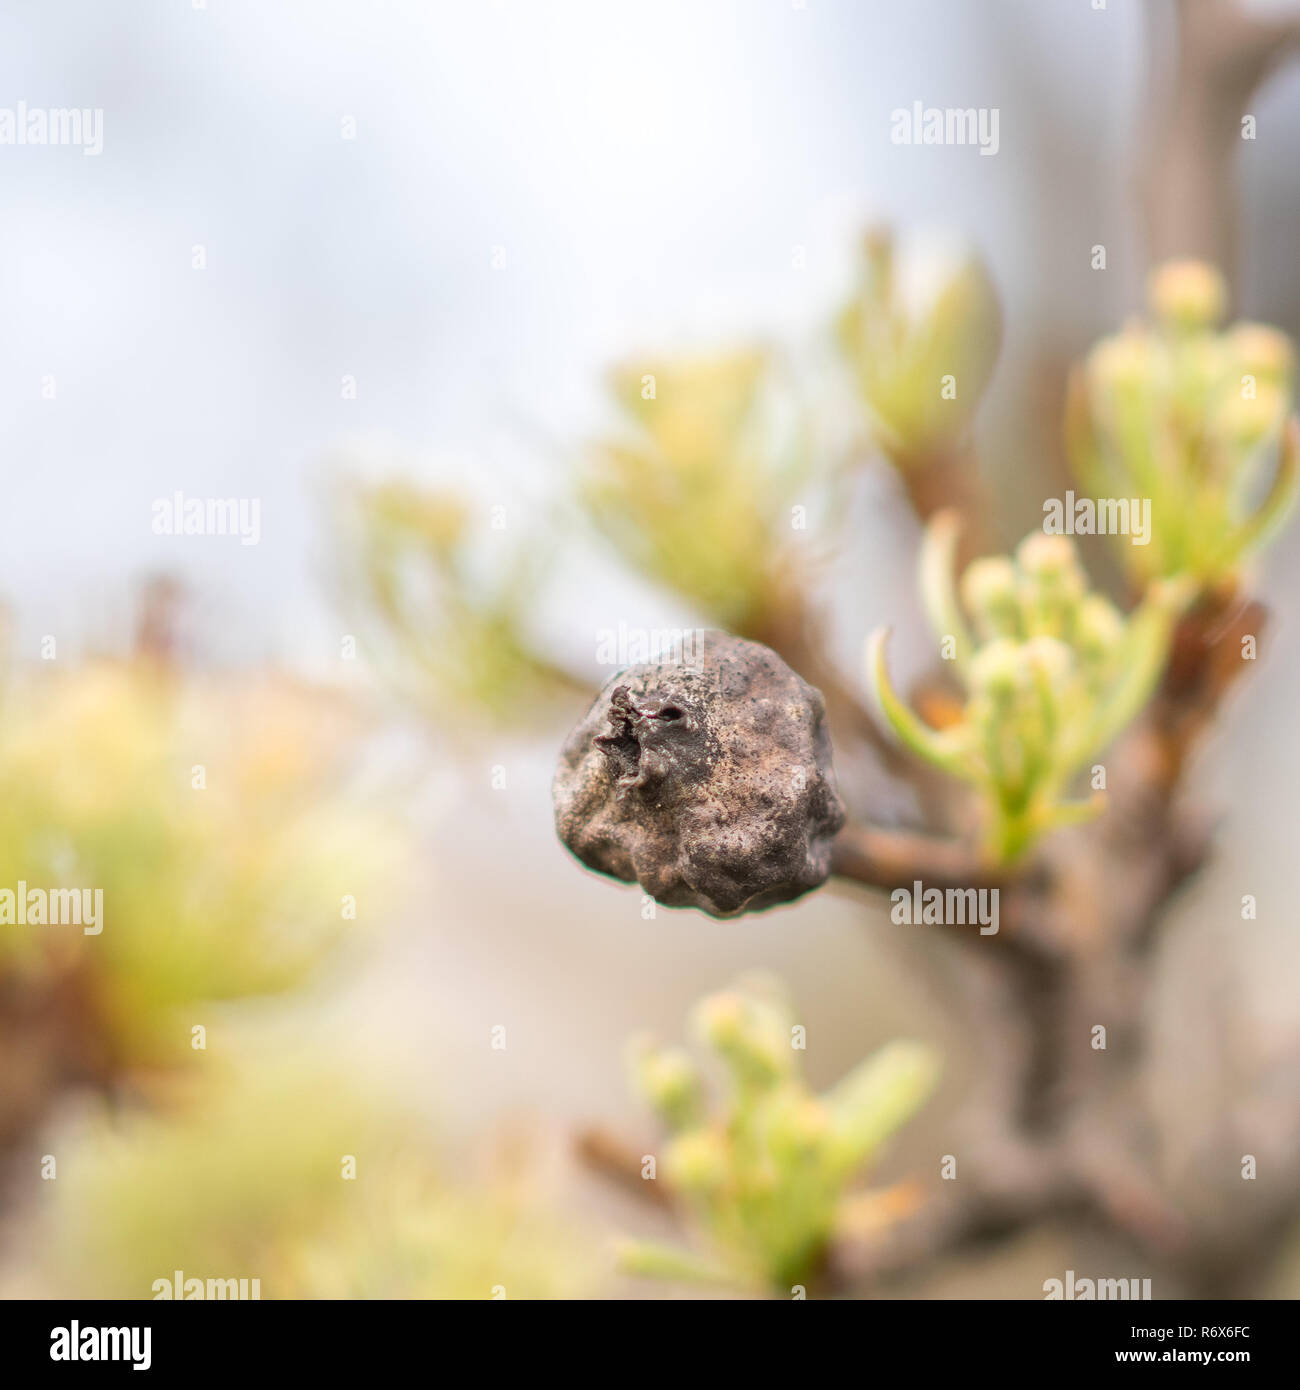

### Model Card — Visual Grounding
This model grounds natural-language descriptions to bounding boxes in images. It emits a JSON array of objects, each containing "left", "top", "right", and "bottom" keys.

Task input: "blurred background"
[{"left": 2, "top": 0, "right": 1300, "bottom": 1299}]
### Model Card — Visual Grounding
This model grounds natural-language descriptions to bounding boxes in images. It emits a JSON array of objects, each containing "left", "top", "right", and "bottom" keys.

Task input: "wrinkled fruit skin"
[{"left": 553, "top": 632, "right": 845, "bottom": 918}]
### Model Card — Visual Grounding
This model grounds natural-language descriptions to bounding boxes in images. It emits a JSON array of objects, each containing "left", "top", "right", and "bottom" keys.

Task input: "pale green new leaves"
[
  {"left": 836, "top": 228, "right": 1002, "bottom": 463},
  {"left": 334, "top": 479, "right": 580, "bottom": 725},
  {"left": 822, "top": 1041, "right": 941, "bottom": 1180},
  {"left": 579, "top": 351, "right": 817, "bottom": 633}
]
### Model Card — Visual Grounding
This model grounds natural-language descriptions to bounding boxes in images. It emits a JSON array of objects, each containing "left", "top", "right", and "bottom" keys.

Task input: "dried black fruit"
[{"left": 553, "top": 632, "right": 845, "bottom": 918}]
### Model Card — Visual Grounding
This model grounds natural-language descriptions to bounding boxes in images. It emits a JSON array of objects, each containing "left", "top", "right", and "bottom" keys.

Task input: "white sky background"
[{"left": 0, "top": 0, "right": 1297, "bottom": 671}]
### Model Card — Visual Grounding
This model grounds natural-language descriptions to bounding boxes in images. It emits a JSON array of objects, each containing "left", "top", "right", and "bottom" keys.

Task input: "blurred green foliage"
[
  {"left": 0, "top": 660, "right": 400, "bottom": 1072},
  {"left": 1068, "top": 258, "right": 1298, "bottom": 591},
  {"left": 619, "top": 974, "right": 937, "bottom": 1293},
  {"left": 836, "top": 227, "right": 1002, "bottom": 463},
  {"left": 579, "top": 350, "right": 816, "bottom": 633},
  {"left": 39, "top": 1060, "right": 594, "bottom": 1300},
  {"left": 334, "top": 479, "right": 579, "bottom": 724}
]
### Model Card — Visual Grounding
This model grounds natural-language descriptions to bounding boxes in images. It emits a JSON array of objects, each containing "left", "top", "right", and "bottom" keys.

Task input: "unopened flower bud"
[
  {"left": 665, "top": 1129, "right": 729, "bottom": 1194},
  {"left": 959, "top": 556, "right": 1020, "bottom": 636},
  {"left": 1087, "top": 329, "right": 1155, "bottom": 399},
  {"left": 1147, "top": 259, "right": 1226, "bottom": 331},
  {"left": 968, "top": 638, "right": 1028, "bottom": 701},
  {"left": 764, "top": 1091, "right": 829, "bottom": 1162},
  {"left": 694, "top": 991, "right": 788, "bottom": 1087},
  {"left": 1016, "top": 532, "right": 1080, "bottom": 583},
  {"left": 631, "top": 1043, "right": 702, "bottom": 1129},
  {"left": 696, "top": 992, "right": 746, "bottom": 1050},
  {"left": 1218, "top": 384, "right": 1287, "bottom": 449},
  {"left": 1023, "top": 635, "right": 1075, "bottom": 690},
  {"left": 1227, "top": 323, "right": 1294, "bottom": 387},
  {"left": 1016, "top": 534, "right": 1087, "bottom": 616}
]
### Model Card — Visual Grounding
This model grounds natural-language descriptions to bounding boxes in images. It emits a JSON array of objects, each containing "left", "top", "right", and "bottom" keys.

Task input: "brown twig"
[
  {"left": 1143, "top": 0, "right": 1300, "bottom": 275},
  {"left": 828, "top": 821, "right": 1006, "bottom": 895},
  {"left": 574, "top": 1126, "right": 674, "bottom": 1210}
]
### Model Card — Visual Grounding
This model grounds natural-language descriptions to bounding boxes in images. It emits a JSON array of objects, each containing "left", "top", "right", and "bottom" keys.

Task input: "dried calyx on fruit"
[
  {"left": 553, "top": 632, "right": 845, "bottom": 918},
  {"left": 867, "top": 514, "right": 1192, "bottom": 864}
]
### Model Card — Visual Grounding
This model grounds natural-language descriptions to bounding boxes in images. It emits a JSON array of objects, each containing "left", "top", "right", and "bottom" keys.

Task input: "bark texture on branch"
[{"left": 1143, "top": 0, "right": 1300, "bottom": 276}]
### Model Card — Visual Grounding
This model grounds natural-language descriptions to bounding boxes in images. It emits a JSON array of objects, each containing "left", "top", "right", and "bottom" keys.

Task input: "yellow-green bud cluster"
[
  {"left": 620, "top": 976, "right": 937, "bottom": 1293},
  {"left": 629, "top": 1040, "right": 703, "bottom": 1133},
  {"left": 1069, "top": 258, "right": 1297, "bottom": 588},
  {"left": 693, "top": 985, "right": 794, "bottom": 1091},
  {"left": 869, "top": 520, "right": 1189, "bottom": 864},
  {"left": 962, "top": 534, "right": 1123, "bottom": 689}
]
